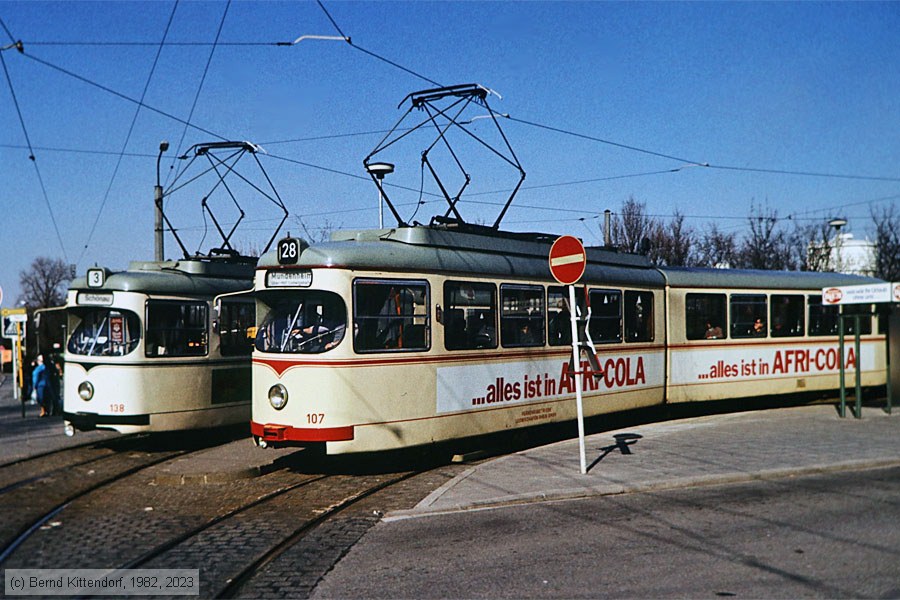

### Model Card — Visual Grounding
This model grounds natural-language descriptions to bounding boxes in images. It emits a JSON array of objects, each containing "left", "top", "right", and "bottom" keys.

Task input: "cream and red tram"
[
  {"left": 250, "top": 225, "right": 887, "bottom": 455},
  {"left": 663, "top": 267, "right": 886, "bottom": 402},
  {"left": 63, "top": 258, "right": 256, "bottom": 435}
]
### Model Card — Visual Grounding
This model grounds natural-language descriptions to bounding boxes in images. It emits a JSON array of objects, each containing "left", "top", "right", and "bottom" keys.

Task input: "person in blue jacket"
[{"left": 31, "top": 354, "right": 55, "bottom": 418}]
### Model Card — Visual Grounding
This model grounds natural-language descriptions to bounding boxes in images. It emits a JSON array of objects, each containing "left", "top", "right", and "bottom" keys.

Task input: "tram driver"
[{"left": 289, "top": 303, "right": 346, "bottom": 352}]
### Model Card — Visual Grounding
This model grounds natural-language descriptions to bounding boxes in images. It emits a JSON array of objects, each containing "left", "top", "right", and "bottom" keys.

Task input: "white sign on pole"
[
  {"left": 822, "top": 282, "right": 899, "bottom": 305},
  {"left": 2, "top": 317, "right": 17, "bottom": 339}
]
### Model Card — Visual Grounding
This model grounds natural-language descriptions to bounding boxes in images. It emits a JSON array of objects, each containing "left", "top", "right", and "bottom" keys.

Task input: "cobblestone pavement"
[
  {"left": 1, "top": 437, "right": 474, "bottom": 599},
  {"left": 234, "top": 465, "right": 475, "bottom": 599},
  {"left": 0, "top": 378, "right": 483, "bottom": 599}
]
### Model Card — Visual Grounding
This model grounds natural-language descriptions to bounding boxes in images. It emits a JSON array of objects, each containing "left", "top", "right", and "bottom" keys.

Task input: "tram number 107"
[{"left": 306, "top": 413, "right": 325, "bottom": 424}]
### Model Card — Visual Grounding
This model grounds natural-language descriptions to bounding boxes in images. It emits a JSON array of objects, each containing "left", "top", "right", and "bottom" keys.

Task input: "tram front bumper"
[
  {"left": 63, "top": 411, "right": 151, "bottom": 431},
  {"left": 251, "top": 421, "right": 354, "bottom": 443}
]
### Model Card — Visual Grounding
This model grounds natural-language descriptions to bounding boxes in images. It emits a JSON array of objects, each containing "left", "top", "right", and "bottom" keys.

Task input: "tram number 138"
[{"left": 306, "top": 413, "right": 324, "bottom": 424}]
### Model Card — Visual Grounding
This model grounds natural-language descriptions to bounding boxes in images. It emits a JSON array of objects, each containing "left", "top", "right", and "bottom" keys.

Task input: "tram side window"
[
  {"left": 685, "top": 293, "right": 727, "bottom": 340},
  {"left": 730, "top": 294, "right": 767, "bottom": 338},
  {"left": 547, "top": 286, "right": 586, "bottom": 347},
  {"left": 770, "top": 295, "right": 804, "bottom": 338},
  {"left": 500, "top": 285, "right": 545, "bottom": 347},
  {"left": 842, "top": 304, "right": 873, "bottom": 335},
  {"left": 67, "top": 309, "right": 141, "bottom": 356},
  {"left": 354, "top": 280, "right": 429, "bottom": 352},
  {"left": 624, "top": 291, "right": 653, "bottom": 342},
  {"left": 443, "top": 281, "right": 497, "bottom": 350},
  {"left": 219, "top": 299, "right": 255, "bottom": 356},
  {"left": 808, "top": 295, "right": 838, "bottom": 336},
  {"left": 145, "top": 301, "right": 208, "bottom": 357},
  {"left": 588, "top": 289, "right": 622, "bottom": 343}
]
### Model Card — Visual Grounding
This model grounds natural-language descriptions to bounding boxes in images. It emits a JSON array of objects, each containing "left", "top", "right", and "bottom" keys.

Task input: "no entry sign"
[{"left": 549, "top": 235, "right": 586, "bottom": 285}]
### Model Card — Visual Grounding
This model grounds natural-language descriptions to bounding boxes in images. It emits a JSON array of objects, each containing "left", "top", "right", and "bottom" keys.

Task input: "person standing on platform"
[{"left": 31, "top": 355, "right": 54, "bottom": 418}]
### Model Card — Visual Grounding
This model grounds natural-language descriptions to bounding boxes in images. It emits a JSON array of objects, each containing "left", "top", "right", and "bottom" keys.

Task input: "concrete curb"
[{"left": 384, "top": 457, "right": 900, "bottom": 521}]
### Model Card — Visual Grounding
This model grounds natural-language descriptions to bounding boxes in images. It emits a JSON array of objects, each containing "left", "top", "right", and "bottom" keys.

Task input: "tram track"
[
  {"left": 0, "top": 433, "right": 141, "bottom": 471},
  {"left": 116, "top": 473, "right": 330, "bottom": 571},
  {"left": 90, "top": 467, "right": 427, "bottom": 599},
  {"left": 0, "top": 447, "right": 192, "bottom": 566},
  {"left": 0, "top": 430, "right": 248, "bottom": 569},
  {"left": 73, "top": 455, "right": 459, "bottom": 599},
  {"left": 0, "top": 435, "right": 480, "bottom": 599},
  {"left": 0, "top": 434, "right": 151, "bottom": 495},
  {"left": 217, "top": 470, "right": 422, "bottom": 599}
]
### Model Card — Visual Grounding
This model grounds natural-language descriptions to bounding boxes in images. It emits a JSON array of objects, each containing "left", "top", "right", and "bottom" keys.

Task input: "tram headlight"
[
  {"left": 268, "top": 384, "right": 288, "bottom": 410},
  {"left": 78, "top": 381, "right": 94, "bottom": 401}
]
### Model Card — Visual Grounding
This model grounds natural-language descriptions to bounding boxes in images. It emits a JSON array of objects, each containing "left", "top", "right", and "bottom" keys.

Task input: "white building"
[{"left": 808, "top": 233, "right": 877, "bottom": 276}]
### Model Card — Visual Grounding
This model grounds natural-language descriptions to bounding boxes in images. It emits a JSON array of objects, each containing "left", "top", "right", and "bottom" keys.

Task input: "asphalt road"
[{"left": 313, "top": 465, "right": 900, "bottom": 599}]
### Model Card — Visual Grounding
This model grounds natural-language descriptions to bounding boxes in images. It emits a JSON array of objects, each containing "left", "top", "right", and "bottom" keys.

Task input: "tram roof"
[
  {"left": 69, "top": 257, "right": 256, "bottom": 295},
  {"left": 659, "top": 266, "right": 884, "bottom": 291},
  {"left": 259, "top": 226, "right": 667, "bottom": 286}
]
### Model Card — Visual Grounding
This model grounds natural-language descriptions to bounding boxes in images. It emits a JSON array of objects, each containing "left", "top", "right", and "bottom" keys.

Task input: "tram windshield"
[
  {"left": 67, "top": 308, "right": 141, "bottom": 357},
  {"left": 255, "top": 291, "right": 347, "bottom": 354}
]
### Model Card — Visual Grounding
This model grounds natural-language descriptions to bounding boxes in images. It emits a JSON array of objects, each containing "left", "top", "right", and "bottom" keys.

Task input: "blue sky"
[{"left": 1, "top": 1, "right": 898, "bottom": 304}]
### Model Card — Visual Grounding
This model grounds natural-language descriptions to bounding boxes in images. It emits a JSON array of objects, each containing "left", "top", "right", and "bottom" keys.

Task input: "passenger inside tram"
[{"left": 704, "top": 321, "right": 723, "bottom": 339}]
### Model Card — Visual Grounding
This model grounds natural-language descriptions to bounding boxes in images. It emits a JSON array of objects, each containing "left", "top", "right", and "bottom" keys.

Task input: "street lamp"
[
  {"left": 155, "top": 141, "right": 169, "bottom": 262},
  {"left": 366, "top": 162, "right": 394, "bottom": 228},
  {"left": 829, "top": 217, "right": 848, "bottom": 272}
]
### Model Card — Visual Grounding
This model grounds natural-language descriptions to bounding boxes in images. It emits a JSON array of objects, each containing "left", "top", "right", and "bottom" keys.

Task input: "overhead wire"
[
  {"left": 0, "top": 26, "right": 69, "bottom": 262},
  {"left": 312, "top": 0, "right": 900, "bottom": 238},
  {"left": 78, "top": 0, "right": 180, "bottom": 265},
  {"left": 786, "top": 192, "right": 900, "bottom": 219},
  {"left": 315, "top": 0, "right": 442, "bottom": 88},
  {"left": 163, "top": 0, "right": 231, "bottom": 190},
  {"left": 0, "top": 16, "right": 16, "bottom": 43},
  {"left": 7, "top": 3, "right": 898, "bottom": 255},
  {"left": 22, "top": 40, "right": 282, "bottom": 47},
  {"left": 18, "top": 51, "right": 227, "bottom": 141},
  {"left": 0, "top": 143, "right": 158, "bottom": 158}
]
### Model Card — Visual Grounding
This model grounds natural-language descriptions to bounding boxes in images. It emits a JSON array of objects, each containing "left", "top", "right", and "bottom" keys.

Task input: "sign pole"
[
  {"left": 854, "top": 315, "right": 862, "bottom": 419},
  {"left": 548, "top": 235, "right": 588, "bottom": 474},
  {"left": 13, "top": 323, "right": 22, "bottom": 417},
  {"left": 568, "top": 284, "right": 587, "bottom": 474},
  {"left": 838, "top": 315, "right": 846, "bottom": 418}
]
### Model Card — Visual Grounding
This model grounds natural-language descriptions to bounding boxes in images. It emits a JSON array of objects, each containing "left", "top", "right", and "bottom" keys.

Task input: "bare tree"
[
  {"left": 18, "top": 257, "right": 71, "bottom": 309},
  {"left": 651, "top": 211, "right": 695, "bottom": 266},
  {"left": 233, "top": 239, "right": 263, "bottom": 258},
  {"left": 795, "top": 220, "right": 836, "bottom": 272},
  {"left": 292, "top": 216, "right": 340, "bottom": 244},
  {"left": 737, "top": 203, "right": 797, "bottom": 270},
  {"left": 872, "top": 204, "right": 900, "bottom": 281},
  {"left": 695, "top": 223, "right": 738, "bottom": 268},
  {"left": 611, "top": 197, "right": 659, "bottom": 255}
]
